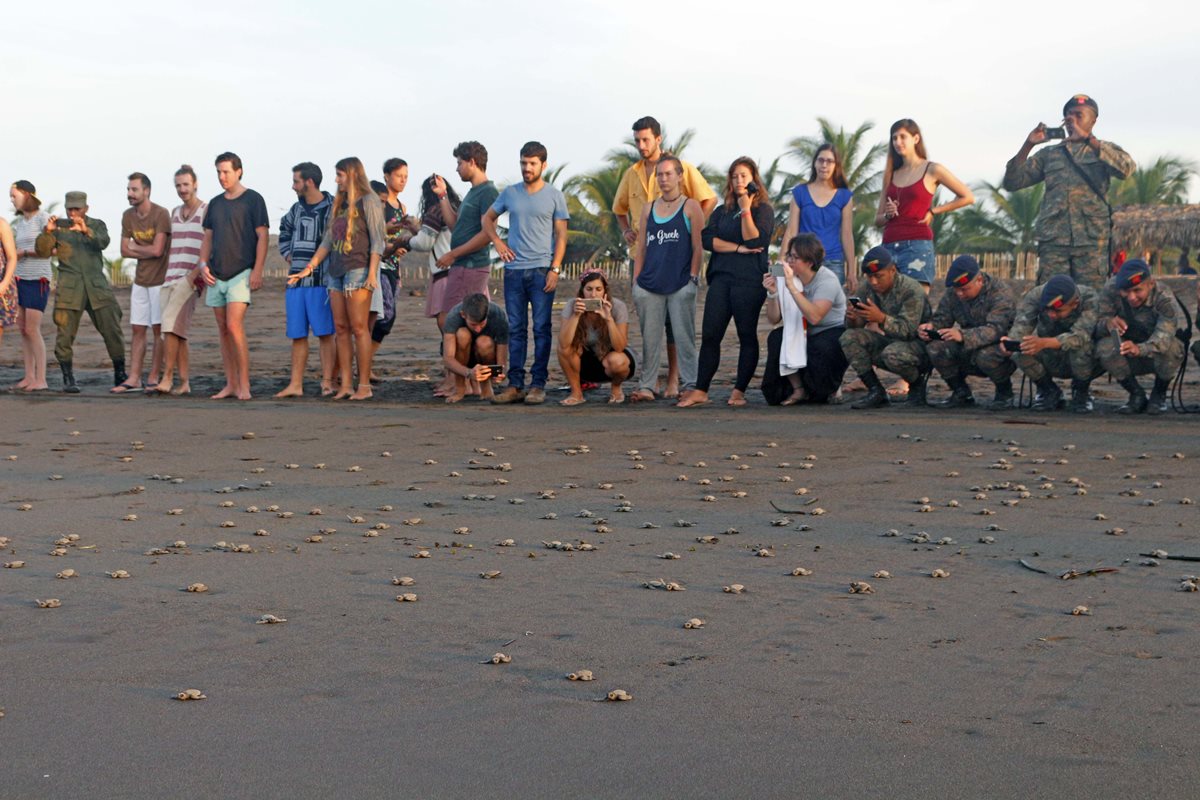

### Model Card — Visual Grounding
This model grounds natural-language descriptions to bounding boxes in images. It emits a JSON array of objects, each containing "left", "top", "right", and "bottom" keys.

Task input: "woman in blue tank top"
[{"left": 782, "top": 143, "right": 856, "bottom": 292}]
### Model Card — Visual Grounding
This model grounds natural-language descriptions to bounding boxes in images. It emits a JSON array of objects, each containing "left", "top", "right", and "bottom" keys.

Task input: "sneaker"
[
  {"left": 524, "top": 387, "right": 546, "bottom": 405},
  {"left": 491, "top": 386, "right": 526, "bottom": 405}
]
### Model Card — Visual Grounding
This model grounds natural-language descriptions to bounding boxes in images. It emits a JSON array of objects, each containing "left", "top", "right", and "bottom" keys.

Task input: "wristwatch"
[{"left": 551, "top": 266, "right": 561, "bottom": 274}]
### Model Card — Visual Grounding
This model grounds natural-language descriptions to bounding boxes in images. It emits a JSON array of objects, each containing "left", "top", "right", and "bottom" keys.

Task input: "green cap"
[{"left": 64, "top": 191, "right": 88, "bottom": 209}]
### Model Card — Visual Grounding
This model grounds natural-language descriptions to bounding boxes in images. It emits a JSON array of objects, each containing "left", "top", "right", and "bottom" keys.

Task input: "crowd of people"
[{"left": 1, "top": 95, "right": 1196, "bottom": 413}]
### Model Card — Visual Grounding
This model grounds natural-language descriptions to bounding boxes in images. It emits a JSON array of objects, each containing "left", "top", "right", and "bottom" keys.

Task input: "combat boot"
[
  {"left": 1031, "top": 377, "right": 1063, "bottom": 412},
  {"left": 936, "top": 375, "right": 975, "bottom": 408},
  {"left": 61, "top": 362, "right": 80, "bottom": 394},
  {"left": 1147, "top": 378, "right": 1170, "bottom": 415},
  {"left": 904, "top": 372, "right": 930, "bottom": 408},
  {"left": 1116, "top": 377, "right": 1148, "bottom": 415},
  {"left": 988, "top": 379, "right": 1014, "bottom": 410},
  {"left": 113, "top": 359, "right": 128, "bottom": 388},
  {"left": 850, "top": 371, "right": 889, "bottom": 409},
  {"left": 1070, "top": 379, "right": 1094, "bottom": 414}
]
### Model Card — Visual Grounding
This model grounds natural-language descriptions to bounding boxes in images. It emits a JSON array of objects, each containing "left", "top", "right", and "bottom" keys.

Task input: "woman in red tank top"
[{"left": 874, "top": 119, "right": 974, "bottom": 287}]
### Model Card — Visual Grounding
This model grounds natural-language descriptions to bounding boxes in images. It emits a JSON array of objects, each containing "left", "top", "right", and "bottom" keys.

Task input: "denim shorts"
[
  {"left": 325, "top": 267, "right": 371, "bottom": 293},
  {"left": 884, "top": 240, "right": 936, "bottom": 285},
  {"left": 17, "top": 278, "right": 50, "bottom": 311}
]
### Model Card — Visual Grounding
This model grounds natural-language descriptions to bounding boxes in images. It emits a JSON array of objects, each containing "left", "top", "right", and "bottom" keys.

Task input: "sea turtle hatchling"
[
  {"left": 175, "top": 689, "right": 207, "bottom": 701},
  {"left": 56, "top": 569, "right": 78, "bottom": 579},
  {"left": 683, "top": 618, "right": 705, "bottom": 629},
  {"left": 403, "top": 518, "right": 423, "bottom": 526},
  {"left": 849, "top": 581, "right": 874, "bottom": 594},
  {"left": 392, "top": 576, "right": 415, "bottom": 586},
  {"left": 396, "top": 593, "right": 419, "bottom": 602},
  {"left": 185, "top": 583, "right": 208, "bottom": 593},
  {"left": 36, "top": 598, "right": 62, "bottom": 608},
  {"left": 606, "top": 689, "right": 633, "bottom": 702},
  {"left": 411, "top": 550, "right": 431, "bottom": 559},
  {"left": 256, "top": 614, "right": 287, "bottom": 624},
  {"left": 496, "top": 539, "right": 516, "bottom": 547},
  {"left": 487, "top": 652, "right": 511, "bottom": 664},
  {"left": 567, "top": 670, "right": 595, "bottom": 681},
  {"left": 167, "top": 508, "right": 184, "bottom": 516},
  {"left": 790, "top": 567, "right": 813, "bottom": 577},
  {"left": 346, "top": 515, "right": 366, "bottom": 524},
  {"left": 480, "top": 570, "right": 502, "bottom": 579},
  {"left": 453, "top": 527, "right": 471, "bottom": 536},
  {"left": 49, "top": 547, "right": 68, "bottom": 557},
  {"left": 1071, "top": 605, "right": 1091, "bottom": 616},
  {"left": 696, "top": 536, "right": 719, "bottom": 544},
  {"left": 723, "top": 584, "right": 745, "bottom": 594},
  {"left": 873, "top": 570, "right": 892, "bottom": 579},
  {"left": 930, "top": 569, "right": 950, "bottom": 578},
  {"left": 658, "top": 552, "right": 681, "bottom": 560},
  {"left": 756, "top": 549, "right": 775, "bottom": 558}
]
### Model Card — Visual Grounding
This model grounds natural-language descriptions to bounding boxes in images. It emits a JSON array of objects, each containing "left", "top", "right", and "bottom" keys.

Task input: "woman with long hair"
[
  {"left": 288, "top": 157, "right": 385, "bottom": 400},
  {"left": 558, "top": 269, "right": 633, "bottom": 406},
  {"left": 678, "top": 156, "right": 775, "bottom": 408},
  {"left": 8, "top": 181, "right": 50, "bottom": 390},
  {"left": 782, "top": 144, "right": 856, "bottom": 293},
  {"left": 410, "top": 175, "right": 463, "bottom": 396},
  {"left": 0, "top": 216, "right": 17, "bottom": 358}
]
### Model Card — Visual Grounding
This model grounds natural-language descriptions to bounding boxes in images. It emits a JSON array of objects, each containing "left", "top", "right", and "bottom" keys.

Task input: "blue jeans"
[
  {"left": 884, "top": 240, "right": 936, "bottom": 285},
  {"left": 823, "top": 258, "right": 846, "bottom": 286},
  {"left": 503, "top": 267, "right": 554, "bottom": 389}
]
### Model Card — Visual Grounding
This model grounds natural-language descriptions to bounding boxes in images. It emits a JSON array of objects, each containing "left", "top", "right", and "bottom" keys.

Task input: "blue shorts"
[
  {"left": 17, "top": 278, "right": 50, "bottom": 311},
  {"left": 205, "top": 270, "right": 253, "bottom": 307},
  {"left": 884, "top": 240, "right": 936, "bottom": 285},
  {"left": 286, "top": 286, "right": 335, "bottom": 339},
  {"left": 325, "top": 267, "right": 371, "bottom": 293}
]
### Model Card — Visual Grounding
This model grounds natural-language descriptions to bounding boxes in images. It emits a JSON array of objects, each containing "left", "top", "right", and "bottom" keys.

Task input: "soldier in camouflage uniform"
[
  {"left": 1003, "top": 274, "right": 1100, "bottom": 413},
  {"left": 840, "top": 246, "right": 931, "bottom": 409},
  {"left": 920, "top": 255, "right": 1017, "bottom": 409},
  {"left": 1002, "top": 94, "right": 1135, "bottom": 289},
  {"left": 1095, "top": 259, "right": 1185, "bottom": 414},
  {"left": 34, "top": 191, "right": 126, "bottom": 393}
]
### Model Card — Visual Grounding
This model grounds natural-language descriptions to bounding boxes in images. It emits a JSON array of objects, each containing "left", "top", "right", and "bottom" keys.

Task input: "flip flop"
[
  {"left": 110, "top": 382, "right": 144, "bottom": 394},
  {"left": 608, "top": 392, "right": 625, "bottom": 404},
  {"left": 559, "top": 396, "right": 587, "bottom": 407}
]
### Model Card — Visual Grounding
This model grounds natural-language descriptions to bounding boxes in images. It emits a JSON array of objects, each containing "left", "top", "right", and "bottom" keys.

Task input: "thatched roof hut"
[{"left": 1113, "top": 204, "right": 1200, "bottom": 251}]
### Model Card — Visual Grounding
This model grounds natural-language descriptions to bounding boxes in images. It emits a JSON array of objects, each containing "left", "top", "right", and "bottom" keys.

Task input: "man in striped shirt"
[{"left": 152, "top": 165, "right": 207, "bottom": 395}]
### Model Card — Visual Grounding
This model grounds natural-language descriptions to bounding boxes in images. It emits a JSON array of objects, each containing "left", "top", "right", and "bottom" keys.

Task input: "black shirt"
[
  {"left": 702, "top": 201, "right": 775, "bottom": 284},
  {"left": 203, "top": 189, "right": 269, "bottom": 281}
]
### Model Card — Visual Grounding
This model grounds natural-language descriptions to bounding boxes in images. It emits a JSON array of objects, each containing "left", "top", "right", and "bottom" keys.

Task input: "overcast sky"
[{"left": 7, "top": 0, "right": 1196, "bottom": 255}]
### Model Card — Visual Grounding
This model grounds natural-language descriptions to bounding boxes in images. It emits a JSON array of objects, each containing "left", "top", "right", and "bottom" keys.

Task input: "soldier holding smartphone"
[{"left": 1003, "top": 94, "right": 1136, "bottom": 288}]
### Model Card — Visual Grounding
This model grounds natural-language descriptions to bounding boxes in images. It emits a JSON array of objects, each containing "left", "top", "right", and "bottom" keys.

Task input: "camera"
[{"left": 1043, "top": 126, "right": 1066, "bottom": 140}]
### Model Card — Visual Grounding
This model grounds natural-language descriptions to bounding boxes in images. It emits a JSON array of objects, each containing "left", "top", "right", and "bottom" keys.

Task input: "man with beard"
[
  {"left": 483, "top": 141, "right": 569, "bottom": 405},
  {"left": 116, "top": 172, "right": 171, "bottom": 392}
]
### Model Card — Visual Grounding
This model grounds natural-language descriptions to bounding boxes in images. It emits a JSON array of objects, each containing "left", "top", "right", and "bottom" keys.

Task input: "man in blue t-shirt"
[
  {"left": 483, "top": 141, "right": 569, "bottom": 405},
  {"left": 277, "top": 162, "right": 335, "bottom": 398}
]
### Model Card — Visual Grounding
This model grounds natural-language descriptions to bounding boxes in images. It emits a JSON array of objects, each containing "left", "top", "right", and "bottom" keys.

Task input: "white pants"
[{"left": 130, "top": 284, "right": 162, "bottom": 327}]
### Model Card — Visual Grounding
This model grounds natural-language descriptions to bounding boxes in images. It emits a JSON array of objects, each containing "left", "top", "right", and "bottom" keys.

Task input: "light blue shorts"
[
  {"left": 325, "top": 267, "right": 371, "bottom": 293},
  {"left": 884, "top": 240, "right": 936, "bottom": 285},
  {"left": 205, "top": 270, "right": 253, "bottom": 307}
]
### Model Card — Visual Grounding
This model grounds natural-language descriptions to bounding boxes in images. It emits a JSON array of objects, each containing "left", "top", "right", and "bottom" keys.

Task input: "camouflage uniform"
[
  {"left": 927, "top": 273, "right": 1017, "bottom": 384},
  {"left": 1003, "top": 140, "right": 1135, "bottom": 289},
  {"left": 1094, "top": 278, "right": 1185, "bottom": 381},
  {"left": 840, "top": 272, "right": 931, "bottom": 383},
  {"left": 1008, "top": 283, "right": 1100, "bottom": 382}
]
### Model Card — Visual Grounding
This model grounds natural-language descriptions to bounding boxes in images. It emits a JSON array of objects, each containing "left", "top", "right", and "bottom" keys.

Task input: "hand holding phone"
[
  {"left": 1043, "top": 126, "right": 1066, "bottom": 140},
  {"left": 583, "top": 298, "right": 603, "bottom": 313},
  {"left": 1001, "top": 338, "right": 1022, "bottom": 353}
]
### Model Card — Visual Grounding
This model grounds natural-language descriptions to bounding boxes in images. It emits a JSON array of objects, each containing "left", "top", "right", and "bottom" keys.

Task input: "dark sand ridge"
[
  {"left": 2, "top": 382, "right": 1199, "bottom": 798},
  {"left": 2, "top": 278, "right": 1199, "bottom": 798}
]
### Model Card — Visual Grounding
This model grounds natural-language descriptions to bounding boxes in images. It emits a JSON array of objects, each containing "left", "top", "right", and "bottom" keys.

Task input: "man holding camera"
[
  {"left": 840, "top": 246, "right": 932, "bottom": 409},
  {"left": 442, "top": 292, "right": 508, "bottom": 405},
  {"left": 920, "top": 255, "right": 1018, "bottom": 409},
  {"left": 1003, "top": 94, "right": 1136, "bottom": 289},
  {"left": 34, "top": 191, "right": 126, "bottom": 392},
  {"left": 1095, "top": 259, "right": 1185, "bottom": 414},
  {"left": 1002, "top": 274, "right": 1100, "bottom": 413}
]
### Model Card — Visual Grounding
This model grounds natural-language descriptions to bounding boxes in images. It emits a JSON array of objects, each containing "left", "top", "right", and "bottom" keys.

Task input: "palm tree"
[
  {"left": 785, "top": 119, "right": 888, "bottom": 254},
  {"left": 562, "top": 162, "right": 628, "bottom": 263},
  {"left": 1108, "top": 155, "right": 1197, "bottom": 206}
]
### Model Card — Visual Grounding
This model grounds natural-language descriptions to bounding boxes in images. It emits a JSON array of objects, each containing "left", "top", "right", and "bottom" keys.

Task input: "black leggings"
[{"left": 695, "top": 276, "right": 767, "bottom": 392}]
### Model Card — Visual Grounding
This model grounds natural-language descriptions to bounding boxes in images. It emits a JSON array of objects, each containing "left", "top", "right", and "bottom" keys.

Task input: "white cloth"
[
  {"left": 409, "top": 225, "right": 453, "bottom": 274},
  {"left": 776, "top": 275, "right": 808, "bottom": 376}
]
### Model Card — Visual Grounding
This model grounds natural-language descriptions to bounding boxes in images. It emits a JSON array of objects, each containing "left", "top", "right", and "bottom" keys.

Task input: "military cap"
[
  {"left": 1041, "top": 274, "right": 1078, "bottom": 309},
  {"left": 1063, "top": 94, "right": 1098, "bottom": 116},
  {"left": 1114, "top": 258, "right": 1151, "bottom": 290},
  {"left": 64, "top": 191, "right": 88, "bottom": 209},
  {"left": 945, "top": 255, "right": 980, "bottom": 288},
  {"left": 861, "top": 245, "right": 894, "bottom": 275}
]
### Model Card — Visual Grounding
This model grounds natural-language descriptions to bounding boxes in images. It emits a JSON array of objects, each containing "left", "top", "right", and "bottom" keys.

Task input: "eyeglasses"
[{"left": 814, "top": 158, "right": 836, "bottom": 165}]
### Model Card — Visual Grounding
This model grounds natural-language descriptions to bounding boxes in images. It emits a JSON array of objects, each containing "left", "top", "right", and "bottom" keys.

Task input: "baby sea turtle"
[
  {"left": 683, "top": 618, "right": 705, "bottom": 629},
  {"left": 567, "top": 670, "right": 595, "bottom": 682},
  {"left": 36, "top": 598, "right": 62, "bottom": 608},
  {"left": 256, "top": 614, "right": 287, "bottom": 624},
  {"left": 175, "top": 689, "right": 207, "bottom": 701}
]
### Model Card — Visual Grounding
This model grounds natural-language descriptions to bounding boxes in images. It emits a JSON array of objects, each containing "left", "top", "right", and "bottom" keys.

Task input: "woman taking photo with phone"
[
  {"left": 288, "top": 157, "right": 385, "bottom": 401},
  {"left": 557, "top": 269, "right": 633, "bottom": 406},
  {"left": 678, "top": 156, "right": 775, "bottom": 408},
  {"left": 782, "top": 144, "right": 856, "bottom": 292}
]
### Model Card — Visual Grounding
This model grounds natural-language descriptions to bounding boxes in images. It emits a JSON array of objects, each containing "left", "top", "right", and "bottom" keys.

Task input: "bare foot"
[
  {"left": 274, "top": 385, "right": 304, "bottom": 398},
  {"left": 845, "top": 378, "right": 867, "bottom": 392},
  {"left": 665, "top": 381, "right": 680, "bottom": 400},
  {"left": 560, "top": 395, "right": 587, "bottom": 406},
  {"left": 630, "top": 389, "right": 656, "bottom": 404},
  {"left": 333, "top": 390, "right": 353, "bottom": 400},
  {"left": 727, "top": 390, "right": 747, "bottom": 407},
  {"left": 349, "top": 386, "right": 373, "bottom": 401},
  {"left": 24, "top": 382, "right": 50, "bottom": 392},
  {"left": 676, "top": 390, "right": 710, "bottom": 408},
  {"left": 320, "top": 381, "right": 336, "bottom": 397},
  {"left": 236, "top": 392, "right": 253, "bottom": 401},
  {"left": 888, "top": 380, "right": 910, "bottom": 397},
  {"left": 211, "top": 386, "right": 235, "bottom": 399},
  {"left": 608, "top": 390, "right": 625, "bottom": 404},
  {"left": 445, "top": 392, "right": 464, "bottom": 404},
  {"left": 781, "top": 388, "right": 806, "bottom": 406},
  {"left": 14, "top": 378, "right": 30, "bottom": 390}
]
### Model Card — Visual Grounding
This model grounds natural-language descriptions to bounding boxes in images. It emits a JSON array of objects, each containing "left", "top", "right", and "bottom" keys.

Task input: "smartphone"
[
  {"left": 583, "top": 298, "right": 603, "bottom": 313},
  {"left": 745, "top": 182, "right": 759, "bottom": 195},
  {"left": 1044, "top": 126, "right": 1066, "bottom": 140},
  {"left": 926, "top": 328, "right": 943, "bottom": 341},
  {"left": 1001, "top": 339, "right": 1022, "bottom": 353},
  {"left": 483, "top": 364, "right": 505, "bottom": 378},
  {"left": 769, "top": 263, "right": 786, "bottom": 278},
  {"left": 848, "top": 297, "right": 865, "bottom": 308},
  {"left": 1111, "top": 330, "right": 1122, "bottom": 353}
]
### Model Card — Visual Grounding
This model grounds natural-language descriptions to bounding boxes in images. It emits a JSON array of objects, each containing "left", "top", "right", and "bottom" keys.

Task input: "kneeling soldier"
[
  {"left": 1002, "top": 274, "right": 1100, "bottom": 413},
  {"left": 841, "top": 246, "right": 932, "bottom": 409},
  {"left": 1096, "top": 258, "right": 1184, "bottom": 415},
  {"left": 921, "top": 255, "right": 1018, "bottom": 409}
]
